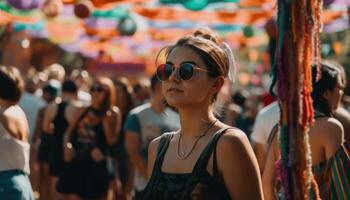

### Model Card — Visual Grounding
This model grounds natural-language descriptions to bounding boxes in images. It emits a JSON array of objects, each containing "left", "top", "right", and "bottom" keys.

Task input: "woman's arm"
[
  {"left": 32, "top": 107, "right": 45, "bottom": 145},
  {"left": 102, "top": 106, "right": 122, "bottom": 145},
  {"left": 262, "top": 134, "right": 278, "bottom": 200},
  {"left": 63, "top": 107, "right": 86, "bottom": 162},
  {"left": 217, "top": 129, "right": 264, "bottom": 199},
  {"left": 42, "top": 102, "right": 57, "bottom": 134}
]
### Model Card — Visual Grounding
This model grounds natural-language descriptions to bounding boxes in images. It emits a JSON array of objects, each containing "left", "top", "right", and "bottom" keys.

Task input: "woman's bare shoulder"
[
  {"left": 5, "top": 106, "right": 27, "bottom": 125},
  {"left": 218, "top": 127, "right": 249, "bottom": 148},
  {"left": 2, "top": 105, "right": 29, "bottom": 140},
  {"left": 216, "top": 127, "right": 253, "bottom": 161},
  {"left": 314, "top": 117, "right": 344, "bottom": 146}
]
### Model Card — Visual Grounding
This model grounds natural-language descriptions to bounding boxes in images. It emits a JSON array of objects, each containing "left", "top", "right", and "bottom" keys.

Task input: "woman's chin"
[
  {"left": 166, "top": 98, "right": 187, "bottom": 108},
  {"left": 166, "top": 100, "right": 180, "bottom": 108}
]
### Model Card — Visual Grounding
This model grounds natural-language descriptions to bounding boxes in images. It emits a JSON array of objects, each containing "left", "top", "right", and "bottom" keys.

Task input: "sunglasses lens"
[
  {"left": 157, "top": 64, "right": 173, "bottom": 81},
  {"left": 179, "top": 63, "right": 194, "bottom": 80}
]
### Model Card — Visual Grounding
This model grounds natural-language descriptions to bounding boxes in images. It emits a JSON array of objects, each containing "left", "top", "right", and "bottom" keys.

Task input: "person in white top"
[
  {"left": 19, "top": 76, "right": 46, "bottom": 142},
  {"left": 250, "top": 101, "right": 279, "bottom": 172},
  {"left": 0, "top": 66, "right": 34, "bottom": 200}
]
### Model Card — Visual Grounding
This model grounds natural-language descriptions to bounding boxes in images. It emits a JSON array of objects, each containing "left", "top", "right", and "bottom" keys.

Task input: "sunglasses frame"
[{"left": 156, "top": 62, "right": 209, "bottom": 81}]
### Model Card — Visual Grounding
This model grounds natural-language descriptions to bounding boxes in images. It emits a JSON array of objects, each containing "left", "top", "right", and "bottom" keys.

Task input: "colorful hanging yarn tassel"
[{"left": 270, "top": 0, "right": 323, "bottom": 199}]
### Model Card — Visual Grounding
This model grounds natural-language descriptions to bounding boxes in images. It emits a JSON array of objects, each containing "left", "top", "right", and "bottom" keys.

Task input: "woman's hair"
[
  {"left": 62, "top": 79, "right": 78, "bottom": 93},
  {"left": 156, "top": 28, "right": 230, "bottom": 101},
  {"left": 113, "top": 78, "right": 134, "bottom": 118},
  {"left": 312, "top": 61, "right": 343, "bottom": 117},
  {"left": 0, "top": 66, "right": 24, "bottom": 103},
  {"left": 94, "top": 76, "right": 116, "bottom": 115}
]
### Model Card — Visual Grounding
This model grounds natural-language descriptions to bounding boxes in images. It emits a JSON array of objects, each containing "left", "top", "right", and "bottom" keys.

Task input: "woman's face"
[
  {"left": 90, "top": 83, "right": 108, "bottom": 105},
  {"left": 161, "top": 46, "right": 217, "bottom": 108},
  {"left": 324, "top": 76, "right": 344, "bottom": 112},
  {"left": 115, "top": 84, "right": 127, "bottom": 113}
]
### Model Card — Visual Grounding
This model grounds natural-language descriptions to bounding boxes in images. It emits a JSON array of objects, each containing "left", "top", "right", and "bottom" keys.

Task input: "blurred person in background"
[
  {"left": 335, "top": 106, "right": 350, "bottom": 152},
  {"left": 263, "top": 62, "right": 350, "bottom": 199},
  {"left": 250, "top": 100, "right": 279, "bottom": 173},
  {"left": 124, "top": 74, "right": 180, "bottom": 199},
  {"left": 42, "top": 79, "right": 80, "bottom": 200},
  {"left": 113, "top": 77, "right": 135, "bottom": 199},
  {"left": 0, "top": 66, "right": 34, "bottom": 200},
  {"left": 327, "top": 60, "right": 350, "bottom": 153},
  {"left": 132, "top": 79, "right": 151, "bottom": 106},
  {"left": 44, "top": 63, "right": 65, "bottom": 83},
  {"left": 19, "top": 72, "right": 46, "bottom": 143},
  {"left": 18, "top": 71, "right": 46, "bottom": 195},
  {"left": 32, "top": 80, "right": 60, "bottom": 200},
  {"left": 59, "top": 76, "right": 121, "bottom": 200},
  {"left": 234, "top": 90, "right": 260, "bottom": 137},
  {"left": 70, "top": 69, "right": 91, "bottom": 106},
  {"left": 214, "top": 80, "right": 242, "bottom": 127},
  {"left": 253, "top": 60, "right": 350, "bottom": 173}
]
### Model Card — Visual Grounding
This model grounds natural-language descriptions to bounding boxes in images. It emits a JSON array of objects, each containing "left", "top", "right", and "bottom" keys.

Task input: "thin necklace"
[{"left": 177, "top": 120, "right": 218, "bottom": 160}]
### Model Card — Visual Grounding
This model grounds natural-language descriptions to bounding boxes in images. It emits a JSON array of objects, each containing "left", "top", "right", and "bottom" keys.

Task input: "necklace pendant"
[{"left": 180, "top": 149, "right": 186, "bottom": 157}]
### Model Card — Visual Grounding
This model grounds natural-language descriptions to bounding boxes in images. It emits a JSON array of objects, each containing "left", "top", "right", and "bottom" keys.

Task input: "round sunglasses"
[{"left": 156, "top": 62, "right": 209, "bottom": 81}]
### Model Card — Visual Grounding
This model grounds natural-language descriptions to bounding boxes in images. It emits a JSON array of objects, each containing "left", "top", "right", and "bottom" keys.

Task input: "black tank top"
[
  {"left": 71, "top": 107, "right": 109, "bottom": 157},
  {"left": 53, "top": 101, "right": 69, "bottom": 139},
  {"left": 142, "top": 127, "right": 231, "bottom": 200}
]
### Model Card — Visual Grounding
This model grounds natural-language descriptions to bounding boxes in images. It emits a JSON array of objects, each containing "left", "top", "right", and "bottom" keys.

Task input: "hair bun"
[{"left": 193, "top": 28, "right": 219, "bottom": 44}]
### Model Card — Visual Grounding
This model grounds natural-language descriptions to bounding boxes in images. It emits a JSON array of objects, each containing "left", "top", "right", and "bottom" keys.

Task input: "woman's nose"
[{"left": 168, "top": 68, "right": 180, "bottom": 82}]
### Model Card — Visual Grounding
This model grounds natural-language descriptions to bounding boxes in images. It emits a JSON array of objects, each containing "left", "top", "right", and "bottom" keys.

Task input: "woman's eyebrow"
[
  {"left": 165, "top": 61, "right": 174, "bottom": 65},
  {"left": 180, "top": 61, "right": 196, "bottom": 65},
  {"left": 165, "top": 61, "right": 197, "bottom": 66}
]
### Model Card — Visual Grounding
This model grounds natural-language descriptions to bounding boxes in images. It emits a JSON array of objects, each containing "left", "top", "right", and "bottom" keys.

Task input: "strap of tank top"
[
  {"left": 190, "top": 127, "right": 230, "bottom": 181},
  {"left": 212, "top": 128, "right": 229, "bottom": 179},
  {"left": 143, "top": 132, "right": 174, "bottom": 199},
  {"left": 151, "top": 132, "right": 174, "bottom": 175},
  {"left": 70, "top": 107, "right": 92, "bottom": 140},
  {"left": 54, "top": 101, "right": 68, "bottom": 121},
  {"left": 180, "top": 127, "right": 230, "bottom": 199},
  {"left": 78, "top": 107, "right": 92, "bottom": 121},
  {"left": 267, "top": 123, "right": 279, "bottom": 146},
  {"left": 58, "top": 101, "right": 68, "bottom": 115}
]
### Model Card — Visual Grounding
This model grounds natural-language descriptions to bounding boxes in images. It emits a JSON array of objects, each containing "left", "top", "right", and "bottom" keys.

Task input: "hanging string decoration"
[
  {"left": 182, "top": 0, "right": 210, "bottom": 11},
  {"left": 270, "top": 0, "right": 323, "bottom": 199},
  {"left": 243, "top": 26, "right": 254, "bottom": 38},
  {"left": 6, "top": 0, "right": 42, "bottom": 10},
  {"left": 74, "top": 0, "right": 94, "bottom": 19},
  {"left": 118, "top": 17, "right": 137, "bottom": 36},
  {"left": 42, "top": 0, "right": 64, "bottom": 18}
]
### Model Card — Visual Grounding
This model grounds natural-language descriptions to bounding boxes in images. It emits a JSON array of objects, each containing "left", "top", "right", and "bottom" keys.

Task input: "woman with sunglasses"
[
  {"left": 142, "top": 28, "right": 263, "bottom": 199},
  {"left": 58, "top": 76, "right": 122, "bottom": 200}
]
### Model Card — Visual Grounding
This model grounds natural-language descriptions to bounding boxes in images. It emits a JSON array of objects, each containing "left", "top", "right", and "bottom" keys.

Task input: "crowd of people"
[{"left": 0, "top": 28, "right": 349, "bottom": 200}]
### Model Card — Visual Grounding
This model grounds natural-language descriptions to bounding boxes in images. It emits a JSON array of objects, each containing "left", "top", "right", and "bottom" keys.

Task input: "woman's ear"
[
  {"left": 323, "top": 90, "right": 331, "bottom": 101},
  {"left": 212, "top": 76, "right": 225, "bottom": 92}
]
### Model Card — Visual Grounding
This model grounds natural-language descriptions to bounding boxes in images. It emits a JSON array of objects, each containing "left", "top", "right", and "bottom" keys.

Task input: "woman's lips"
[{"left": 167, "top": 88, "right": 183, "bottom": 93}]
